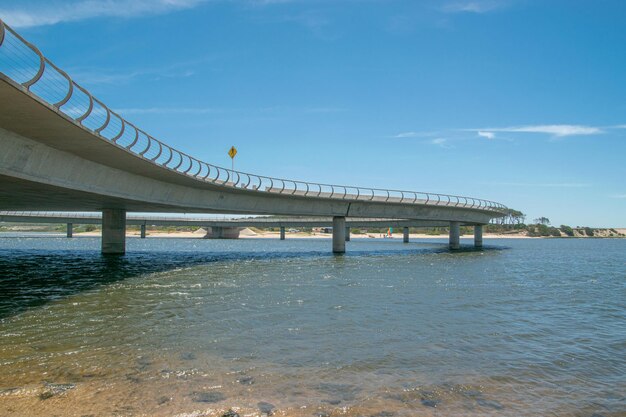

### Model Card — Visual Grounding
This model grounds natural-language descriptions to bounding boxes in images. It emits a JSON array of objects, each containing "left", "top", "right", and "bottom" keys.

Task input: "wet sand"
[{"left": 0, "top": 349, "right": 533, "bottom": 417}]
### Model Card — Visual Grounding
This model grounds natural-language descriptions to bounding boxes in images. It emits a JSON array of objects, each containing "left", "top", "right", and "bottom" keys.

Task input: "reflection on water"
[{"left": 0, "top": 236, "right": 624, "bottom": 416}]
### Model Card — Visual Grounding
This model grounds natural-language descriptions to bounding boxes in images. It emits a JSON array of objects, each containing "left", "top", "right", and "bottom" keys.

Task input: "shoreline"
[
  {"left": 2, "top": 230, "right": 624, "bottom": 239},
  {"left": 69, "top": 231, "right": 536, "bottom": 239}
]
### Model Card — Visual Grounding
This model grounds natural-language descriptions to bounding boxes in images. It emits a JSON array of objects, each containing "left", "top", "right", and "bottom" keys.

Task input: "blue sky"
[{"left": 1, "top": 0, "right": 625, "bottom": 227}]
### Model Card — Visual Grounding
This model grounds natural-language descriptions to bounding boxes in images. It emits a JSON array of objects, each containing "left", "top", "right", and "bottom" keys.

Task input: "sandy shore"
[{"left": 74, "top": 230, "right": 534, "bottom": 239}]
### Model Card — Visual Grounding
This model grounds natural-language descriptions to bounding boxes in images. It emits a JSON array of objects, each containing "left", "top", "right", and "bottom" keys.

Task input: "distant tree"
[
  {"left": 495, "top": 208, "right": 526, "bottom": 227},
  {"left": 549, "top": 227, "right": 562, "bottom": 237},
  {"left": 533, "top": 217, "right": 550, "bottom": 226},
  {"left": 560, "top": 225, "right": 574, "bottom": 237}
]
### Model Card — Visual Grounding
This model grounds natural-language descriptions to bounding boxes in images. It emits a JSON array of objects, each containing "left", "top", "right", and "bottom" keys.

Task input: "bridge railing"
[
  {"left": 0, "top": 211, "right": 444, "bottom": 225},
  {"left": 0, "top": 20, "right": 507, "bottom": 214}
]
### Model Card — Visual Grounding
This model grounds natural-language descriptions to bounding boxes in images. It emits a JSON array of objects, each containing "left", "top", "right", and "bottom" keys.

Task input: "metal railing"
[
  {"left": 0, "top": 211, "right": 431, "bottom": 224},
  {"left": 0, "top": 20, "right": 507, "bottom": 214},
  {"left": 0, "top": 211, "right": 248, "bottom": 222}
]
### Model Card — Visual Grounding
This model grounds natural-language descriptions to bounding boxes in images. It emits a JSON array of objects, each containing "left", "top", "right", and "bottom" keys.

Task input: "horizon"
[{"left": 1, "top": 0, "right": 624, "bottom": 227}]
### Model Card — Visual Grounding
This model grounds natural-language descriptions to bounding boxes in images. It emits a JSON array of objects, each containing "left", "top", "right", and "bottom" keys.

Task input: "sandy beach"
[{"left": 74, "top": 229, "right": 534, "bottom": 239}]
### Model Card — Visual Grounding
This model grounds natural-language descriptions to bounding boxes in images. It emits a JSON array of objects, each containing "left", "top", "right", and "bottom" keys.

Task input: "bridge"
[
  {"left": 0, "top": 19, "right": 506, "bottom": 254},
  {"left": 0, "top": 211, "right": 453, "bottom": 241}
]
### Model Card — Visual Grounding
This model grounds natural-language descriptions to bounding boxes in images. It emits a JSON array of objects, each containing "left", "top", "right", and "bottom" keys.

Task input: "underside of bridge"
[{"left": 0, "top": 122, "right": 495, "bottom": 253}]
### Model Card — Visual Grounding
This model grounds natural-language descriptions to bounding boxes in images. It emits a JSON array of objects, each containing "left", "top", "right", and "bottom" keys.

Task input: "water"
[{"left": 0, "top": 235, "right": 624, "bottom": 416}]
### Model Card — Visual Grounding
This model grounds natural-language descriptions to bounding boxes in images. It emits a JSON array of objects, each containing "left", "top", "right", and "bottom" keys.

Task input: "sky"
[{"left": 1, "top": 0, "right": 625, "bottom": 227}]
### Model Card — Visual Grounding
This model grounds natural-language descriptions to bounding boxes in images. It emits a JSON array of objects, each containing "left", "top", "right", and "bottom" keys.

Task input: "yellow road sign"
[{"left": 228, "top": 146, "right": 237, "bottom": 159}]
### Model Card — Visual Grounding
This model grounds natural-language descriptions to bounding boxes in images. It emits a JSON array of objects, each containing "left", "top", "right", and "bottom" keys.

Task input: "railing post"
[
  {"left": 66, "top": 223, "right": 73, "bottom": 238},
  {"left": 0, "top": 19, "right": 6, "bottom": 47},
  {"left": 19, "top": 35, "right": 46, "bottom": 90},
  {"left": 403, "top": 226, "right": 409, "bottom": 243}
]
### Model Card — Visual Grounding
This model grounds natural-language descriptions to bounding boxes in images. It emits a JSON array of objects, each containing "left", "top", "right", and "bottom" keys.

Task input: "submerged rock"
[
  {"left": 39, "top": 382, "right": 76, "bottom": 400},
  {"left": 135, "top": 356, "right": 152, "bottom": 371},
  {"left": 180, "top": 352, "right": 197, "bottom": 361},
  {"left": 316, "top": 383, "right": 360, "bottom": 401},
  {"left": 420, "top": 398, "right": 440, "bottom": 408},
  {"left": 222, "top": 410, "right": 240, "bottom": 417},
  {"left": 192, "top": 391, "right": 226, "bottom": 403},
  {"left": 157, "top": 396, "right": 171, "bottom": 405},
  {"left": 476, "top": 398, "right": 504, "bottom": 410},
  {"left": 258, "top": 401, "right": 276, "bottom": 415},
  {"left": 0, "top": 387, "right": 20, "bottom": 396},
  {"left": 125, "top": 374, "right": 141, "bottom": 384},
  {"left": 238, "top": 376, "right": 255, "bottom": 385}
]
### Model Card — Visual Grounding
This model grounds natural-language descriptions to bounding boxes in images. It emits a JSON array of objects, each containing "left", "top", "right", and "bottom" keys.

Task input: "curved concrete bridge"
[{"left": 0, "top": 20, "right": 506, "bottom": 254}]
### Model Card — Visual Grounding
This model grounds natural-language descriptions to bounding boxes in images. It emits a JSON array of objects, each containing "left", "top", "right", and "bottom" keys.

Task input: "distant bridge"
[
  {"left": 0, "top": 211, "right": 452, "bottom": 241},
  {"left": 0, "top": 20, "right": 505, "bottom": 254}
]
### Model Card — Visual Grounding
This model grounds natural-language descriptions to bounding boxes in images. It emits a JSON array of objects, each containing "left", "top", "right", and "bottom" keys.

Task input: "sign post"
[{"left": 228, "top": 146, "right": 237, "bottom": 178}]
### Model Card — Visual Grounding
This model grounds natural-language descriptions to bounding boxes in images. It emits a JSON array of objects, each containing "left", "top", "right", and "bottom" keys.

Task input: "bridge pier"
[
  {"left": 449, "top": 221, "right": 460, "bottom": 250},
  {"left": 66, "top": 223, "right": 73, "bottom": 238},
  {"left": 345, "top": 227, "right": 350, "bottom": 242},
  {"left": 280, "top": 226, "right": 285, "bottom": 240},
  {"left": 102, "top": 209, "right": 126, "bottom": 255},
  {"left": 140, "top": 223, "right": 146, "bottom": 239},
  {"left": 403, "top": 227, "right": 409, "bottom": 243},
  {"left": 211, "top": 226, "right": 224, "bottom": 238},
  {"left": 332, "top": 216, "right": 346, "bottom": 254},
  {"left": 474, "top": 225, "right": 483, "bottom": 248}
]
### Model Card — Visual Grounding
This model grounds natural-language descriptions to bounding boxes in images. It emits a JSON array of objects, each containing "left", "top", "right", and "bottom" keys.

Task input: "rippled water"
[{"left": 0, "top": 235, "right": 624, "bottom": 416}]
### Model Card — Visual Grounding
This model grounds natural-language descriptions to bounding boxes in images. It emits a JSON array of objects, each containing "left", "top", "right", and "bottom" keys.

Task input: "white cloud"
[
  {"left": 481, "top": 124, "right": 604, "bottom": 137},
  {"left": 115, "top": 107, "right": 221, "bottom": 115},
  {"left": 303, "top": 107, "right": 347, "bottom": 114},
  {"left": 442, "top": 0, "right": 507, "bottom": 14},
  {"left": 248, "top": 0, "right": 296, "bottom": 4},
  {"left": 489, "top": 182, "right": 591, "bottom": 188},
  {"left": 70, "top": 67, "right": 196, "bottom": 85},
  {"left": 393, "top": 131, "right": 419, "bottom": 138},
  {"left": 430, "top": 137, "right": 453, "bottom": 148},
  {"left": 477, "top": 131, "right": 495, "bottom": 139},
  {"left": 0, "top": 0, "right": 208, "bottom": 28},
  {"left": 115, "top": 105, "right": 343, "bottom": 116}
]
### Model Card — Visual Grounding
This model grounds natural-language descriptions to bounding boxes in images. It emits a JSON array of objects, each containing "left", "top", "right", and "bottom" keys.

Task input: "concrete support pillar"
[
  {"left": 345, "top": 227, "right": 351, "bottom": 242},
  {"left": 403, "top": 227, "right": 409, "bottom": 243},
  {"left": 102, "top": 209, "right": 126, "bottom": 255},
  {"left": 212, "top": 226, "right": 224, "bottom": 239},
  {"left": 280, "top": 226, "right": 285, "bottom": 240},
  {"left": 332, "top": 216, "right": 346, "bottom": 254},
  {"left": 140, "top": 224, "right": 146, "bottom": 239},
  {"left": 474, "top": 225, "right": 483, "bottom": 248},
  {"left": 449, "top": 221, "right": 460, "bottom": 250},
  {"left": 66, "top": 223, "right": 73, "bottom": 238}
]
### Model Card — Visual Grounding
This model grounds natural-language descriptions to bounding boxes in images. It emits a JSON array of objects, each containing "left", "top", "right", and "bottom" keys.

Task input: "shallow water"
[{"left": 0, "top": 236, "right": 624, "bottom": 416}]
